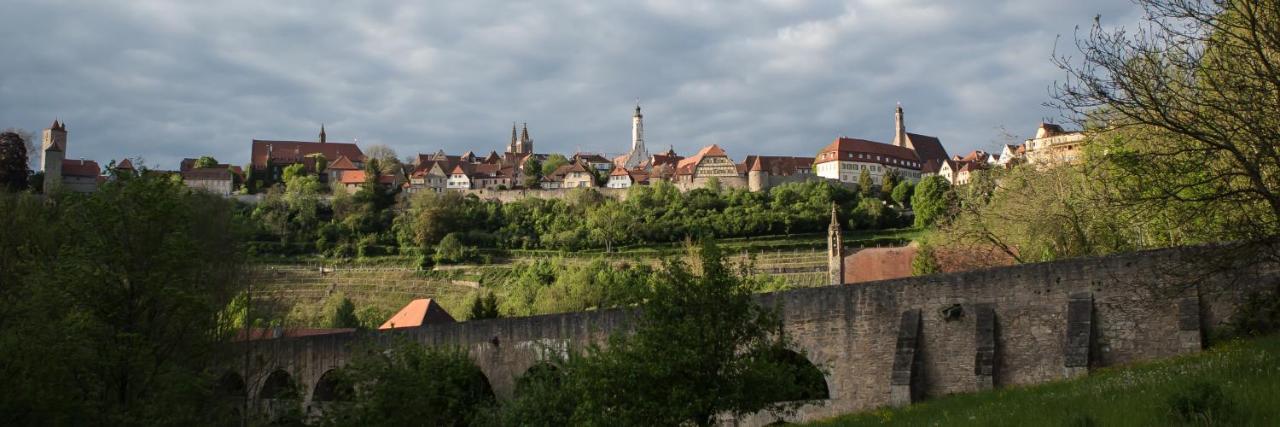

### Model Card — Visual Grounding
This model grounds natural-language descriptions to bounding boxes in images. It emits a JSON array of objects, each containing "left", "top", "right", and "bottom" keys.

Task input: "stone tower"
[
  {"left": 747, "top": 156, "right": 766, "bottom": 192},
  {"left": 892, "top": 103, "right": 907, "bottom": 148},
  {"left": 319, "top": 124, "right": 327, "bottom": 143},
  {"left": 623, "top": 103, "right": 650, "bottom": 169},
  {"left": 508, "top": 123, "right": 518, "bottom": 153},
  {"left": 41, "top": 119, "right": 66, "bottom": 193},
  {"left": 828, "top": 202, "right": 844, "bottom": 285},
  {"left": 516, "top": 123, "right": 533, "bottom": 154}
]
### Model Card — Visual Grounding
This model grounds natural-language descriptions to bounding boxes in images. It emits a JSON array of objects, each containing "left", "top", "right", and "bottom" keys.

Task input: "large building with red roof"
[
  {"left": 814, "top": 105, "right": 948, "bottom": 188},
  {"left": 250, "top": 125, "right": 365, "bottom": 188}
]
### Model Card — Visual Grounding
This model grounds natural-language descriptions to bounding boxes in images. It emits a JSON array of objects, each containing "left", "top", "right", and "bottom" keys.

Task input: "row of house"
[{"left": 932, "top": 122, "right": 1087, "bottom": 185}]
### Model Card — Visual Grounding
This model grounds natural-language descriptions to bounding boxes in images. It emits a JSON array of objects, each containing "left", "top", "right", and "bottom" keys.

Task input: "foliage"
[
  {"left": 1224, "top": 284, "right": 1280, "bottom": 339},
  {"left": 911, "top": 175, "right": 952, "bottom": 229},
  {"left": 498, "top": 258, "right": 652, "bottom": 316},
  {"left": 858, "top": 169, "right": 873, "bottom": 197},
  {"left": 1165, "top": 381, "right": 1234, "bottom": 425},
  {"left": 433, "top": 233, "right": 481, "bottom": 265},
  {"left": 319, "top": 340, "right": 495, "bottom": 427},
  {"left": 880, "top": 169, "right": 899, "bottom": 200},
  {"left": 522, "top": 157, "right": 543, "bottom": 188},
  {"left": 467, "top": 292, "right": 500, "bottom": 320},
  {"left": 193, "top": 156, "right": 219, "bottom": 169},
  {"left": 512, "top": 241, "right": 822, "bottom": 425},
  {"left": 891, "top": 181, "right": 913, "bottom": 208},
  {"left": 311, "top": 153, "right": 328, "bottom": 173},
  {"left": 541, "top": 154, "right": 569, "bottom": 177},
  {"left": 1053, "top": 0, "right": 1280, "bottom": 245},
  {"left": 911, "top": 241, "right": 941, "bottom": 276},
  {"left": 328, "top": 296, "right": 361, "bottom": 329},
  {"left": 0, "top": 175, "right": 245, "bottom": 425},
  {"left": 0, "top": 131, "right": 30, "bottom": 192}
]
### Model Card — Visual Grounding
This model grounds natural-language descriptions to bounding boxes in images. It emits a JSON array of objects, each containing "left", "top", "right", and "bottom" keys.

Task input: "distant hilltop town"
[{"left": 34, "top": 104, "right": 1085, "bottom": 197}]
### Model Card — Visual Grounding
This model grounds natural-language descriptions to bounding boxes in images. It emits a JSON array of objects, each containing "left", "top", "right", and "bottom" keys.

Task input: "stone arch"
[
  {"left": 514, "top": 362, "right": 560, "bottom": 396},
  {"left": 766, "top": 349, "right": 830, "bottom": 402},
  {"left": 311, "top": 369, "right": 352, "bottom": 402},
  {"left": 468, "top": 365, "right": 498, "bottom": 404},
  {"left": 259, "top": 369, "right": 298, "bottom": 400},
  {"left": 216, "top": 371, "right": 247, "bottom": 397}
]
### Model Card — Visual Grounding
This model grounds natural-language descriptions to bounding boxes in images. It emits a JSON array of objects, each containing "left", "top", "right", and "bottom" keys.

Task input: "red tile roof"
[
  {"left": 116, "top": 158, "right": 135, "bottom": 170},
  {"left": 327, "top": 155, "right": 359, "bottom": 171},
  {"left": 676, "top": 144, "right": 731, "bottom": 175},
  {"left": 741, "top": 155, "right": 815, "bottom": 176},
  {"left": 340, "top": 170, "right": 398, "bottom": 185},
  {"left": 379, "top": 298, "right": 456, "bottom": 330},
  {"left": 905, "top": 133, "right": 949, "bottom": 163},
  {"left": 815, "top": 137, "right": 921, "bottom": 166},
  {"left": 181, "top": 167, "right": 233, "bottom": 181},
  {"left": 251, "top": 140, "right": 365, "bottom": 170},
  {"left": 61, "top": 159, "right": 100, "bottom": 177}
]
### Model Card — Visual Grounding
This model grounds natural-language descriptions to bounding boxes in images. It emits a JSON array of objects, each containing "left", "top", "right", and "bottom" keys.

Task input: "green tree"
[
  {"left": 541, "top": 154, "right": 569, "bottom": 177},
  {"left": 467, "top": 292, "right": 500, "bottom": 320},
  {"left": 911, "top": 175, "right": 952, "bottom": 228},
  {"left": 1053, "top": 0, "right": 1280, "bottom": 245},
  {"left": 522, "top": 157, "right": 543, "bottom": 188},
  {"left": 329, "top": 297, "right": 360, "bottom": 328},
  {"left": 311, "top": 153, "right": 328, "bottom": 174},
  {"left": 193, "top": 156, "right": 219, "bottom": 169},
  {"left": 0, "top": 175, "right": 245, "bottom": 425},
  {"left": 858, "top": 169, "right": 873, "bottom": 198},
  {"left": 891, "top": 180, "right": 914, "bottom": 207},
  {"left": 434, "top": 233, "right": 479, "bottom": 265},
  {"left": 0, "top": 131, "right": 30, "bottom": 192},
  {"left": 320, "top": 340, "right": 495, "bottom": 427},
  {"left": 528, "top": 241, "right": 822, "bottom": 425},
  {"left": 281, "top": 163, "right": 307, "bottom": 182},
  {"left": 880, "top": 169, "right": 899, "bottom": 200}
]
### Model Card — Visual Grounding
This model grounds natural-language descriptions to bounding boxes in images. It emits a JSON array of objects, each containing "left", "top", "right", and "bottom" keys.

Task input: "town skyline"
[{"left": 1, "top": 0, "right": 1143, "bottom": 169}]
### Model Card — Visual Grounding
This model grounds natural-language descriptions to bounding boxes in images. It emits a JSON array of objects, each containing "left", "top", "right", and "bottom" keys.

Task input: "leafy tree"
[
  {"left": 0, "top": 131, "right": 30, "bottom": 192},
  {"left": 526, "top": 241, "right": 820, "bottom": 425},
  {"left": 522, "top": 157, "right": 543, "bottom": 188},
  {"left": 311, "top": 153, "right": 328, "bottom": 174},
  {"left": 891, "top": 180, "right": 914, "bottom": 207},
  {"left": 1053, "top": 0, "right": 1280, "bottom": 245},
  {"left": 541, "top": 154, "right": 569, "bottom": 177},
  {"left": 0, "top": 175, "right": 244, "bottom": 425},
  {"left": 319, "top": 340, "right": 495, "bottom": 427},
  {"left": 467, "top": 292, "right": 500, "bottom": 320},
  {"left": 858, "top": 169, "right": 874, "bottom": 197},
  {"left": 193, "top": 156, "right": 219, "bottom": 169},
  {"left": 281, "top": 163, "right": 307, "bottom": 182},
  {"left": 434, "top": 233, "right": 480, "bottom": 265},
  {"left": 880, "top": 169, "right": 900, "bottom": 200},
  {"left": 911, "top": 175, "right": 952, "bottom": 228},
  {"left": 329, "top": 297, "right": 360, "bottom": 329}
]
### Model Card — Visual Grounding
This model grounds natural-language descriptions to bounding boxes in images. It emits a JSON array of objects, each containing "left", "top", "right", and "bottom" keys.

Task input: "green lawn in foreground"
[{"left": 806, "top": 334, "right": 1280, "bottom": 426}]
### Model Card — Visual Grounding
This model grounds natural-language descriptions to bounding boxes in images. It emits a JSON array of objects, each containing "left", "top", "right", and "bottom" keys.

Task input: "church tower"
[
  {"left": 508, "top": 123, "right": 518, "bottom": 153},
  {"left": 828, "top": 202, "right": 845, "bottom": 285},
  {"left": 892, "top": 103, "right": 908, "bottom": 148},
  {"left": 319, "top": 124, "right": 327, "bottom": 143},
  {"left": 517, "top": 123, "right": 533, "bottom": 154},
  {"left": 41, "top": 119, "right": 66, "bottom": 193},
  {"left": 623, "top": 102, "right": 650, "bottom": 169}
]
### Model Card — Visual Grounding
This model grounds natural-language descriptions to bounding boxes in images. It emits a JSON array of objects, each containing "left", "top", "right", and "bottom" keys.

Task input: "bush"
[
  {"left": 433, "top": 233, "right": 481, "bottom": 265},
  {"left": 1165, "top": 381, "right": 1233, "bottom": 424}
]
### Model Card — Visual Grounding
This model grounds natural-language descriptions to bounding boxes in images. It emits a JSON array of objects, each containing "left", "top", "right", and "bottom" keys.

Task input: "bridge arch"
[
  {"left": 259, "top": 369, "right": 298, "bottom": 400},
  {"left": 216, "top": 371, "right": 247, "bottom": 397},
  {"left": 514, "top": 362, "right": 560, "bottom": 396},
  {"left": 765, "top": 348, "right": 830, "bottom": 402},
  {"left": 311, "top": 369, "right": 352, "bottom": 402}
]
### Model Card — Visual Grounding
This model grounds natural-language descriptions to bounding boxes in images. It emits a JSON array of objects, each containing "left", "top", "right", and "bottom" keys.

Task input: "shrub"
[{"left": 1224, "top": 284, "right": 1280, "bottom": 338}]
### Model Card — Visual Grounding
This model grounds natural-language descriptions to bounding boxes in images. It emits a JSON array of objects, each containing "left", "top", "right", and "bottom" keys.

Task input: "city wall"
[{"left": 233, "top": 244, "right": 1277, "bottom": 425}]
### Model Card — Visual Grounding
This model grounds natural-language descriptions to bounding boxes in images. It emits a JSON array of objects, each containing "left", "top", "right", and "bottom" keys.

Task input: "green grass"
[{"left": 805, "top": 334, "right": 1280, "bottom": 426}]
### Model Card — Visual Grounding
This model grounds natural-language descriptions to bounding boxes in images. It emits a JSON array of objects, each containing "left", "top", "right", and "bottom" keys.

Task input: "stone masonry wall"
[{"left": 235, "top": 244, "right": 1278, "bottom": 425}]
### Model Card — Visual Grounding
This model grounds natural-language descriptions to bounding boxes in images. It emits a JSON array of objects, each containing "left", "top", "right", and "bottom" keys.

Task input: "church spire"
[
  {"left": 319, "top": 124, "right": 327, "bottom": 143},
  {"left": 892, "top": 103, "right": 907, "bottom": 148},
  {"left": 510, "top": 122, "right": 518, "bottom": 153},
  {"left": 828, "top": 201, "right": 844, "bottom": 286}
]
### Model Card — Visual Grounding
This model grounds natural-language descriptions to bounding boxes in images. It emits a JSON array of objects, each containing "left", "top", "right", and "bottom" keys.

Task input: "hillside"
[{"left": 805, "top": 335, "right": 1280, "bottom": 426}]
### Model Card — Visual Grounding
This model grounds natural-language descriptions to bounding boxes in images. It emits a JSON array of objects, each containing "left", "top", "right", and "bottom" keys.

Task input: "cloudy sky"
[{"left": 1, "top": 0, "right": 1141, "bottom": 170}]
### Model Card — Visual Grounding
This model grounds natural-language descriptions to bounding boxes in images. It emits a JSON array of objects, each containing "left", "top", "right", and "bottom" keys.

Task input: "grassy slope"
[{"left": 806, "top": 335, "right": 1280, "bottom": 426}]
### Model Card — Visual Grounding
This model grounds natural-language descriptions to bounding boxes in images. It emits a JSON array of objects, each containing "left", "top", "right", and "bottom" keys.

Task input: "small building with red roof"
[{"left": 379, "top": 298, "right": 456, "bottom": 330}]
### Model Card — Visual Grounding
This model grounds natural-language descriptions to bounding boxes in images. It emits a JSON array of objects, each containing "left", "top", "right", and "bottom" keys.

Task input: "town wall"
[{"left": 233, "top": 244, "right": 1278, "bottom": 425}]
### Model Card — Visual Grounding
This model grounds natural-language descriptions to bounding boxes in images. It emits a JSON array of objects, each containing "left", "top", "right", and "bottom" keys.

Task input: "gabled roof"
[
  {"left": 116, "top": 158, "right": 135, "bottom": 170},
  {"left": 904, "top": 133, "right": 949, "bottom": 164},
  {"left": 573, "top": 153, "right": 611, "bottom": 164},
  {"left": 251, "top": 139, "right": 365, "bottom": 169},
  {"left": 741, "top": 155, "right": 815, "bottom": 176},
  {"left": 327, "top": 155, "right": 359, "bottom": 170},
  {"left": 379, "top": 299, "right": 456, "bottom": 330},
  {"left": 61, "top": 159, "right": 100, "bottom": 177},
  {"left": 339, "top": 170, "right": 398, "bottom": 185},
  {"left": 676, "top": 144, "right": 731, "bottom": 174},
  {"left": 182, "top": 167, "right": 232, "bottom": 181},
  {"left": 816, "top": 137, "right": 920, "bottom": 165}
]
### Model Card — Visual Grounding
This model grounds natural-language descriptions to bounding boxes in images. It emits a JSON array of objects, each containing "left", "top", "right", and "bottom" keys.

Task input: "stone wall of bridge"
[{"left": 231, "top": 244, "right": 1278, "bottom": 425}]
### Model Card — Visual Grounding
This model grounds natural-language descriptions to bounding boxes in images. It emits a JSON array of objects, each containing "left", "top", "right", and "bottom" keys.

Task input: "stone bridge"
[{"left": 225, "top": 244, "right": 1275, "bottom": 425}]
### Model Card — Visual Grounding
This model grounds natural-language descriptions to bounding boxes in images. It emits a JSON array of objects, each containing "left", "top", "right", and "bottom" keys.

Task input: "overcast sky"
[{"left": 1, "top": 0, "right": 1141, "bottom": 170}]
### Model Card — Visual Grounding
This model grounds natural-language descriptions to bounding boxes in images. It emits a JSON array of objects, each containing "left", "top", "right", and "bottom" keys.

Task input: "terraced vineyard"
[{"left": 247, "top": 266, "right": 483, "bottom": 327}]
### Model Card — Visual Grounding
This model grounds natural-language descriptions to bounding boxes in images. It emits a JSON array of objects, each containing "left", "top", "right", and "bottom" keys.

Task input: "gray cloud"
[{"left": 0, "top": 0, "right": 1142, "bottom": 170}]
